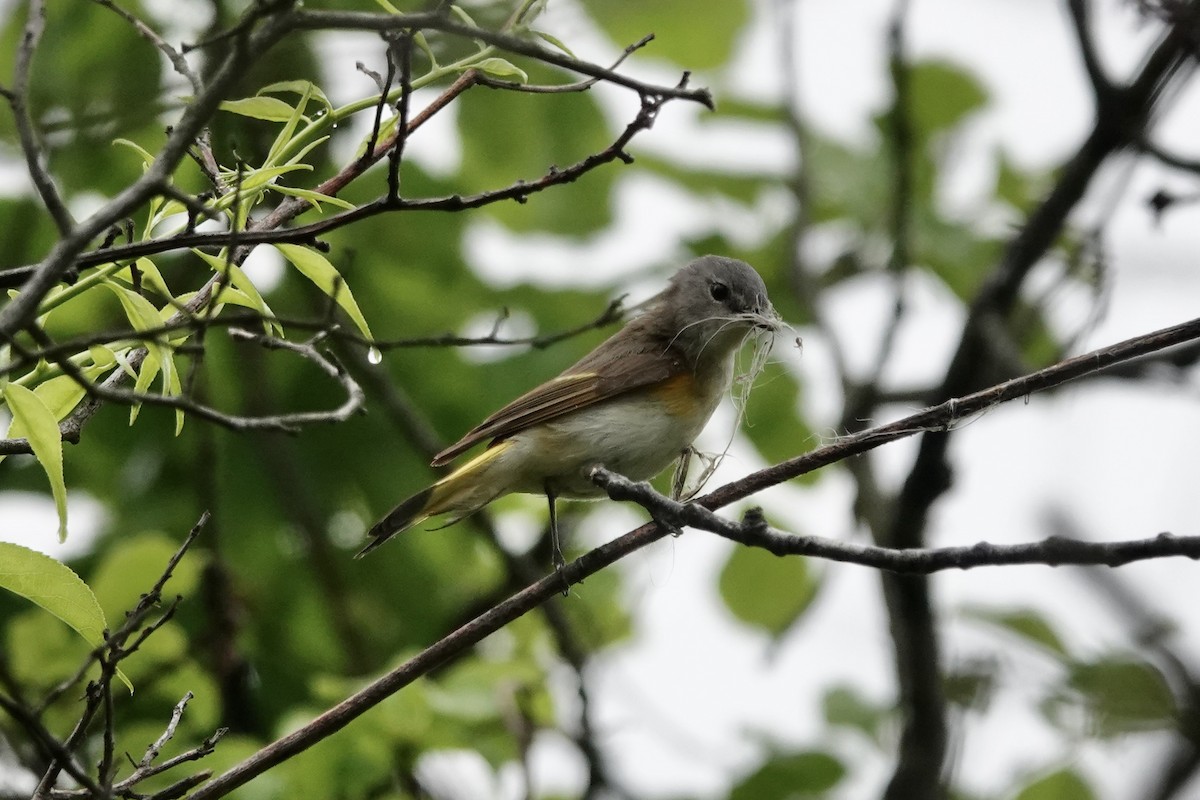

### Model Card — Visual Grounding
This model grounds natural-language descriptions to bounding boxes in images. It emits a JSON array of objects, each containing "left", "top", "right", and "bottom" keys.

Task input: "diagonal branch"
[
  {"left": 182, "top": 311, "right": 1200, "bottom": 800},
  {"left": 6, "top": 0, "right": 75, "bottom": 236}
]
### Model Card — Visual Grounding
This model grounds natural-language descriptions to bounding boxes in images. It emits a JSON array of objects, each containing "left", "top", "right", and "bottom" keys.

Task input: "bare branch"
[
  {"left": 90, "top": 0, "right": 203, "bottom": 93},
  {"left": 386, "top": 32, "right": 413, "bottom": 201},
  {"left": 7, "top": 0, "right": 75, "bottom": 235},
  {"left": 590, "top": 467, "right": 1200, "bottom": 570},
  {"left": 1066, "top": 0, "right": 1115, "bottom": 97},
  {"left": 288, "top": 10, "right": 715, "bottom": 109}
]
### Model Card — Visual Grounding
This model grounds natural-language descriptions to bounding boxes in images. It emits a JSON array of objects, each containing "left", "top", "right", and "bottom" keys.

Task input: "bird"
[{"left": 358, "top": 255, "right": 781, "bottom": 566}]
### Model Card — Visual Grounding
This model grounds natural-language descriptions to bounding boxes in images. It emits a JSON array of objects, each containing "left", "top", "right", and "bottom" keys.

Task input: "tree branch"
[
  {"left": 6, "top": 0, "right": 75, "bottom": 236},
  {"left": 589, "top": 467, "right": 1200, "bottom": 570},
  {"left": 181, "top": 311, "right": 1200, "bottom": 800}
]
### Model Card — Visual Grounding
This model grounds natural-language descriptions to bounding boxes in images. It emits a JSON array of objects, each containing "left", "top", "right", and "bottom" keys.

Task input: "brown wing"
[{"left": 431, "top": 320, "right": 682, "bottom": 466}]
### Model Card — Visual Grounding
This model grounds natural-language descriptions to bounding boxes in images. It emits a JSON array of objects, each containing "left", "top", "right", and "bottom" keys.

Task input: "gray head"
[{"left": 654, "top": 255, "right": 780, "bottom": 362}]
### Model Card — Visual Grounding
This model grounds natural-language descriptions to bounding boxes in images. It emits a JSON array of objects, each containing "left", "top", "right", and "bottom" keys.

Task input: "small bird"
[{"left": 358, "top": 255, "right": 780, "bottom": 564}]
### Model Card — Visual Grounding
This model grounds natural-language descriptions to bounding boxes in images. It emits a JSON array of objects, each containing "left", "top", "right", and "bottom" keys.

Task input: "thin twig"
[
  {"left": 475, "top": 33, "right": 654, "bottom": 94},
  {"left": 288, "top": 11, "right": 715, "bottom": 109},
  {"left": 8, "top": 0, "right": 75, "bottom": 235},
  {"left": 386, "top": 32, "right": 413, "bottom": 201},
  {"left": 90, "top": 0, "right": 203, "bottom": 93},
  {"left": 589, "top": 467, "right": 1200, "bottom": 571}
]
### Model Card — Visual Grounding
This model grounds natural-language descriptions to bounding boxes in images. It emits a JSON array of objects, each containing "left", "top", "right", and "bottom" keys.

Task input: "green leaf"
[
  {"left": 639, "top": 153, "right": 777, "bottom": 204},
  {"left": 719, "top": 544, "right": 819, "bottom": 636},
  {"left": 271, "top": 184, "right": 357, "bottom": 211},
  {"left": 266, "top": 81, "right": 313, "bottom": 166},
  {"left": 130, "top": 348, "right": 161, "bottom": 426},
  {"left": 26, "top": 374, "right": 90, "bottom": 424},
  {"left": 112, "top": 137, "right": 155, "bottom": 168},
  {"left": 274, "top": 244, "right": 374, "bottom": 340},
  {"left": 89, "top": 533, "right": 202, "bottom": 623},
  {"left": 4, "top": 384, "right": 68, "bottom": 541},
  {"left": 741, "top": 364, "right": 810, "bottom": 468},
  {"left": 578, "top": 0, "right": 748, "bottom": 70},
  {"left": 944, "top": 664, "right": 995, "bottom": 711},
  {"left": 457, "top": 79, "right": 614, "bottom": 233},
  {"left": 0, "top": 543, "right": 109, "bottom": 655},
  {"left": 803, "top": 131, "right": 890, "bottom": 227},
  {"left": 965, "top": 606, "right": 1070, "bottom": 658},
  {"left": 908, "top": 59, "right": 988, "bottom": 138},
  {"left": 475, "top": 57, "right": 528, "bottom": 83},
  {"left": 105, "top": 281, "right": 161, "bottom": 332},
  {"left": 219, "top": 95, "right": 298, "bottom": 122},
  {"left": 192, "top": 249, "right": 279, "bottom": 331},
  {"left": 1068, "top": 658, "right": 1177, "bottom": 735},
  {"left": 1015, "top": 769, "right": 1095, "bottom": 800},
  {"left": 533, "top": 29, "right": 574, "bottom": 57},
  {"left": 102, "top": 283, "right": 181, "bottom": 427},
  {"left": 219, "top": 164, "right": 312, "bottom": 201},
  {"left": 259, "top": 79, "right": 332, "bottom": 111},
  {"left": 730, "top": 751, "right": 846, "bottom": 799},
  {"left": 823, "top": 685, "right": 885, "bottom": 742}
]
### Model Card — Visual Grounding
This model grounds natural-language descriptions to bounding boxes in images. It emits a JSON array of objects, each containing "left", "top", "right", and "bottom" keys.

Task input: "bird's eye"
[{"left": 709, "top": 282, "right": 730, "bottom": 302}]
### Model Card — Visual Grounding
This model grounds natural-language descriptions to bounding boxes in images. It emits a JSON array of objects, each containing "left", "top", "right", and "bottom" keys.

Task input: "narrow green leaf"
[
  {"left": 274, "top": 244, "right": 374, "bottom": 340},
  {"left": 259, "top": 79, "right": 331, "bottom": 110},
  {"left": 112, "top": 137, "right": 155, "bottom": 168},
  {"left": 448, "top": 5, "right": 478, "bottom": 28},
  {"left": 218, "top": 164, "right": 312, "bottom": 202},
  {"left": 266, "top": 82, "right": 312, "bottom": 166},
  {"left": 130, "top": 348, "right": 162, "bottom": 426},
  {"left": 475, "top": 57, "right": 528, "bottom": 83},
  {"left": 272, "top": 184, "right": 357, "bottom": 211},
  {"left": 283, "top": 134, "right": 331, "bottom": 167},
  {"left": 192, "top": 249, "right": 279, "bottom": 331},
  {"left": 533, "top": 29, "right": 575, "bottom": 57},
  {"left": 413, "top": 32, "right": 438, "bottom": 67},
  {"left": 219, "top": 95, "right": 297, "bottom": 122},
  {"left": 103, "top": 283, "right": 181, "bottom": 428},
  {"left": 4, "top": 384, "right": 68, "bottom": 541}
]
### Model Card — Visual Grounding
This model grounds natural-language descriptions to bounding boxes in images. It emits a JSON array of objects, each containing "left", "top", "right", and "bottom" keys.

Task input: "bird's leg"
[
  {"left": 674, "top": 447, "right": 721, "bottom": 505},
  {"left": 670, "top": 446, "right": 694, "bottom": 502},
  {"left": 545, "top": 482, "right": 569, "bottom": 596}
]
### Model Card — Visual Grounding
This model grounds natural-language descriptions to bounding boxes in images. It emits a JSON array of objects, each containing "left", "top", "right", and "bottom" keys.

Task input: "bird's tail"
[{"left": 356, "top": 442, "right": 514, "bottom": 558}]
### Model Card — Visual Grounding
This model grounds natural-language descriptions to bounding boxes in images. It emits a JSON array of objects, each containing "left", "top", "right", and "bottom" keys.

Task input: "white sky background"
[{"left": 3, "top": 0, "right": 1200, "bottom": 798}]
